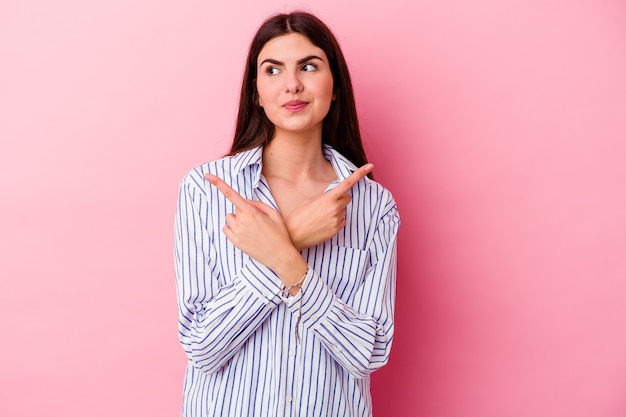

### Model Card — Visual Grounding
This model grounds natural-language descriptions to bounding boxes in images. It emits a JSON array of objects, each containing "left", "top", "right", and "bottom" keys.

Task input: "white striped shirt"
[{"left": 174, "top": 145, "right": 399, "bottom": 417}]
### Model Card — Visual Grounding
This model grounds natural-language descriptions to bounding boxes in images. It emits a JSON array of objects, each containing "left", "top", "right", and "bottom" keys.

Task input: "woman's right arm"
[{"left": 174, "top": 175, "right": 283, "bottom": 375}]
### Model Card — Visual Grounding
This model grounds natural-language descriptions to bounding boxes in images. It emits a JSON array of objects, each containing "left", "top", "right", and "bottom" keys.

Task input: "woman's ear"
[{"left": 253, "top": 80, "right": 263, "bottom": 107}]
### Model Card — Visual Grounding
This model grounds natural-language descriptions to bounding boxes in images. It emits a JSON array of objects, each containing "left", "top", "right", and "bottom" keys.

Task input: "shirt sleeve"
[
  {"left": 286, "top": 197, "right": 400, "bottom": 379},
  {"left": 174, "top": 175, "right": 284, "bottom": 375}
]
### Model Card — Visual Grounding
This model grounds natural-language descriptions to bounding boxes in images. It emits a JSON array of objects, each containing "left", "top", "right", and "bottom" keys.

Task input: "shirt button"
[
  {"left": 289, "top": 349, "right": 296, "bottom": 357},
  {"left": 311, "top": 314, "right": 318, "bottom": 321},
  {"left": 286, "top": 396, "right": 292, "bottom": 402}
]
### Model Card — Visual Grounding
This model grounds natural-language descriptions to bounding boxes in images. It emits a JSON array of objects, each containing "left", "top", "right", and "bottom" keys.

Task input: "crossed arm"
[
  {"left": 203, "top": 163, "right": 374, "bottom": 291},
  {"left": 176, "top": 162, "right": 398, "bottom": 378}
]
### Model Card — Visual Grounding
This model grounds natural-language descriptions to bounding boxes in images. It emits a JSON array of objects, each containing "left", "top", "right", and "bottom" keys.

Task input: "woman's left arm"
[{"left": 290, "top": 197, "right": 400, "bottom": 379}]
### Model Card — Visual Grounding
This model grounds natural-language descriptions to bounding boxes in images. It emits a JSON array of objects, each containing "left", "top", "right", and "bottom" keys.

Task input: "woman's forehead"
[{"left": 257, "top": 33, "right": 326, "bottom": 64}]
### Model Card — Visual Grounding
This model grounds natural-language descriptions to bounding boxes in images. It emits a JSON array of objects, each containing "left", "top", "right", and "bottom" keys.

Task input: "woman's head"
[{"left": 231, "top": 11, "right": 369, "bottom": 170}]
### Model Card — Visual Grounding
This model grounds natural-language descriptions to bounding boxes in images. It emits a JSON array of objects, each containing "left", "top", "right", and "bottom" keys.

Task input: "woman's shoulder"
[
  {"left": 364, "top": 175, "right": 395, "bottom": 197},
  {"left": 324, "top": 144, "right": 398, "bottom": 216},
  {"left": 180, "top": 147, "right": 262, "bottom": 188},
  {"left": 360, "top": 176, "right": 399, "bottom": 219}
]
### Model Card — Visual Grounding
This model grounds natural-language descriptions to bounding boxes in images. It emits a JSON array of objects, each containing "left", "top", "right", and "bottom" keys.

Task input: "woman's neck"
[{"left": 262, "top": 130, "right": 334, "bottom": 183}]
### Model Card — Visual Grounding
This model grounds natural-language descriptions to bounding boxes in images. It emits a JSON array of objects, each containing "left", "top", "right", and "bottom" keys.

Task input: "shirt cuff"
[
  {"left": 237, "top": 257, "right": 284, "bottom": 306},
  {"left": 286, "top": 267, "right": 335, "bottom": 328}
]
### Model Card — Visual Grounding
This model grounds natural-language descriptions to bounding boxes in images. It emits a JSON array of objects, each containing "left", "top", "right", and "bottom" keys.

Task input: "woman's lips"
[{"left": 282, "top": 100, "right": 308, "bottom": 112}]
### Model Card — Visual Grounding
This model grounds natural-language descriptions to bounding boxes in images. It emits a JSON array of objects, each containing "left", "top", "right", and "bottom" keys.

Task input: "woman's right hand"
[
  {"left": 204, "top": 172, "right": 308, "bottom": 286},
  {"left": 284, "top": 163, "right": 374, "bottom": 250}
]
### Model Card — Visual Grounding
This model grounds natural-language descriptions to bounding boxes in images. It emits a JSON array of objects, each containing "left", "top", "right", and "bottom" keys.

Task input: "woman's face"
[{"left": 256, "top": 33, "right": 334, "bottom": 138}]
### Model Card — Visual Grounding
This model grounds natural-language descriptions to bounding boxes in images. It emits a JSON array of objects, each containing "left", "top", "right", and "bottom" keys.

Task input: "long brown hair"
[{"left": 230, "top": 11, "right": 371, "bottom": 175}]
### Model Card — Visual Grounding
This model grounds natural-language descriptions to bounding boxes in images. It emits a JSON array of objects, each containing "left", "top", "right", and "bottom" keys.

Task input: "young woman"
[{"left": 175, "top": 11, "right": 399, "bottom": 417}]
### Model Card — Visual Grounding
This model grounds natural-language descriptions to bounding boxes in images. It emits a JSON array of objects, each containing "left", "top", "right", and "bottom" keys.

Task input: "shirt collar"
[
  {"left": 232, "top": 145, "right": 264, "bottom": 174},
  {"left": 322, "top": 144, "right": 358, "bottom": 182},
  {"left": 230, "top": 144, "right": 359, "bottom": 185}
]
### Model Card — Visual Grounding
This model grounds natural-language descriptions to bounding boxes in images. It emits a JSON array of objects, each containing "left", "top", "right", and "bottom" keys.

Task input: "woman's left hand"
[{"left": 284, "top": 163, "right": 374, "bottom": 250}]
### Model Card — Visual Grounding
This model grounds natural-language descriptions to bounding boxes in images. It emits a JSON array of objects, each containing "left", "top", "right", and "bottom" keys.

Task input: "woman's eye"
[
  {"left": 266, "top": 66, "right": 281, "bottom": 75},
  {"left": 301, "top": 63, "right": 317, "bottom": 72}
]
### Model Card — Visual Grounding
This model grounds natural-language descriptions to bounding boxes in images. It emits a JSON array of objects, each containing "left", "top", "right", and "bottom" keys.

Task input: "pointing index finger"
[
  {"left": 205, "top": 173, "right": 249, "bottom": 208},
  {"left": 329, "top": 163, "right": 374, "bottom": 196}
]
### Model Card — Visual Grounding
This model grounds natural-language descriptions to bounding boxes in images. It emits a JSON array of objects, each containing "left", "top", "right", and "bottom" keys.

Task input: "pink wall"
[{"left": 1, "top": 0, "right": 625, "bottom": 416}]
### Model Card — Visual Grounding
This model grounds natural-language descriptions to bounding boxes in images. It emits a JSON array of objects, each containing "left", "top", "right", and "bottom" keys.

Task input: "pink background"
[{"left": 1, "top": 0, "right": 626, "bottom": 416}]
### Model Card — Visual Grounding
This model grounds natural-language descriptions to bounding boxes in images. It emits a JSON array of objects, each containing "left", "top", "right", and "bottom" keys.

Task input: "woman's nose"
[{"left": 284, "top": 71, "right": 303, "bottom": 94}]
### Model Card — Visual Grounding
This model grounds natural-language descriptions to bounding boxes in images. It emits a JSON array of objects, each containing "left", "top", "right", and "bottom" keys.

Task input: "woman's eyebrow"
[
  {"left": 297, "top": 55, "right": 324, "bottom": 64},
  {"left": 259, "top": 55, "right": 324, "bottom": 66}
]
